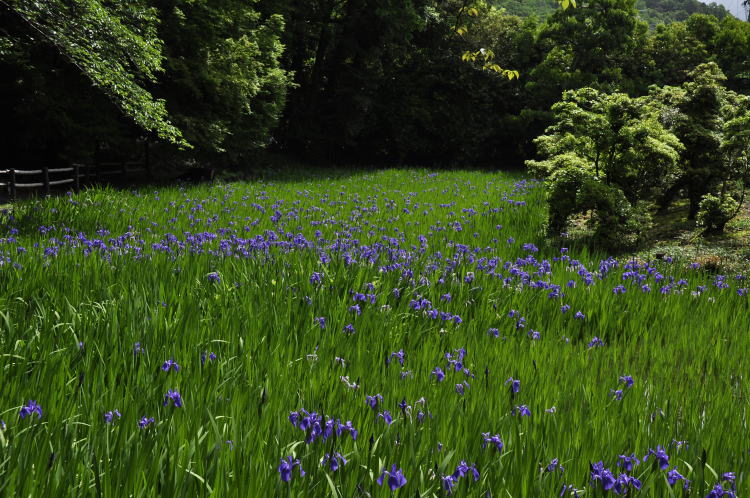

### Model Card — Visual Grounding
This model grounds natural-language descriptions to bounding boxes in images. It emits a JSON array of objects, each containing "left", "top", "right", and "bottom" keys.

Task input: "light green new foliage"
[{"left": 0, "top": 169, "right": 748, "bottom": 496}]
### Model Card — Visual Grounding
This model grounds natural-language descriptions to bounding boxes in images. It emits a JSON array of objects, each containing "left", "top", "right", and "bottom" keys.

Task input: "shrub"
[{"left": 696, "top": 193, "right": 739, "bottom": 234}]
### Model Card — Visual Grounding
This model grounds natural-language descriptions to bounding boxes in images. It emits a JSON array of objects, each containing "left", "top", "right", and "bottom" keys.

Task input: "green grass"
[{"left": 0, "top": 169, "right": 747, "bottom": 496}]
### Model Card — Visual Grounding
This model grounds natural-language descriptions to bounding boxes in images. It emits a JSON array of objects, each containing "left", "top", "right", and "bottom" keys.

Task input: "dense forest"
[
  {"left": 1, "top": 0, "right": 750, "bottom": 247},
  {"left": 1, "top": 0, "right": 748, "bottom": 164}
]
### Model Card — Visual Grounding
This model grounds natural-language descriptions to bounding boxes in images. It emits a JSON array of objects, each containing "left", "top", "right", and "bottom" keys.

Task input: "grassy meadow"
[{"left": 0, "top": 169, "right": 748, "bottom": 497}]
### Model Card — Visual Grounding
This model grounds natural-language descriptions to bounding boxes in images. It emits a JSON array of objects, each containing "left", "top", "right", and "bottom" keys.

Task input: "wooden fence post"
[
  {"left": 73, "top": 163, "right": 80, "bottom": 191},
  {"left": 43, "top": 165, "right": 50, "bottom": 196},
  {"left": 9, "top": 169, "right": 16, "bottom": 201}
]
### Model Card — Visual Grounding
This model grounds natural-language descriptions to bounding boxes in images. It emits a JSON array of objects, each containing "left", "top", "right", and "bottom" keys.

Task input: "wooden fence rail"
[{"left": 1, "top": 159, "right": 150, "bottom": 200}]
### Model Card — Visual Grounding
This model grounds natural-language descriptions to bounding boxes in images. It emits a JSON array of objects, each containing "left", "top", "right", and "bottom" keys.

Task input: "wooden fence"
[{"left": 1, "top": 155, "right": 150, "bottom": 200}]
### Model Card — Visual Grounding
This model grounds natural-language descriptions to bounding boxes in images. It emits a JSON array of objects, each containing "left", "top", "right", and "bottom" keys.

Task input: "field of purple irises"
[{"left": 0, "top": 169, "right": 747, "bottom": 496}]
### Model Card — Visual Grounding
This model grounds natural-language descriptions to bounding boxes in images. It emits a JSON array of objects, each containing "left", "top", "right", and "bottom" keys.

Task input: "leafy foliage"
[
  {"left": 527, "top": 87, "right": 682, "bottom": 248},
  {"left": 2, "top": 0, "right": 184, "bottom": 145},
  {"left": 151, "top": 0, "right": 291, "bottom": 159}
]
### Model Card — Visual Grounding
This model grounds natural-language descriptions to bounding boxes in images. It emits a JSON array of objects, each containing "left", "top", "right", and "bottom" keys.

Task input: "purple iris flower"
[
  {"left": 451, "top": 461, "right": 480, "bottom": 481},
  {"left": 377, "top": 464, "right": 407, "bottom": 491},
  {"left": 545, "top": 458, "right": 564, "bottom": 473},
  {"left": 378, "top": 410, "right": 393, "bottom": 425},
  {"left": 644, "top": 445, "right": 669, "bottom": 470},
  {"left": 574, "top": 311, "right": 585, "bottom": 320},
  {"left": 366, "top": 394, "right": 383, "bottom": 410},
  {"left": 315, "top": 317, "right": 326, "bottom": 329},
  {"left": 455, "top": 382, "right": 469, "bottom": 395},
  {"left": 610, "top": 389, "right": 624, "bottom": 401},
  {"left": 387, "top": 349, "right": 405, "bottom": 366},
  {"left": 722, "top": 472, "right": 736, "bottom": 486},
  {"left": 617, "top": 453, "right": 640, "bottom": 472},
  {"left": 590, "top": 461, "right": 616, "bottom": 491},
  {"left": 104, "top": 410, "right": 122, "bottom": 424},
  {"left": 398, "top": 398, "right": 408, "bottom": 415},
  {"left": 342, "top": 324, "right": 355, "bottom": 335},
  {"left": 442, "top": 475, "right": 457, "bottom": 493},
  {"left": 587, "top": 336, "right": 605, "bottom": 348},
  {"left": 513, "top": 405, "right": 531, "bottom": 417},
  {"left": 133, "top": 342, "right": 143, "bottom": 355},
  {"left": 706, "top": 484, "right": 735, "bottom": 497},
  {"left": 162, "top": 359, "right": 179, "bottom": 372},
  {"left": 19, "top": 400, "right": 42, "bottom": 420},
  {"left": 321, "top": 452, "right": 348, "bottom": 472},
  {"left": 482, "top": 432, "right": 504, "bottom": 452},
  {"left": 138, "top": 416, "right": 154, "bottom": 429},
  {"left": 201, "top": 352, "right": 217, "bottom": 365},
  {"left": 431, "top": 367, "right": 445, "bottom": 382},
  {"left": 207, "top": 272, "right": 221, "bottom": 283},
  {"left": 278, "top": 456, "right": 305, "bottom": 482},
  {"left": 505, "top": 377, "right": 520, "bottom": 394},
  {"left": 667, "top": 467, "right": 689, "bottom": 489},
  {"left": 613, "top": 473, "right": 642, "bottom": 494},
  {"left": 163, "top": 389, "right": 183, "bottom": 407},
  {"left": 619, "top": 375, "right": 634, "bottom": 387}
]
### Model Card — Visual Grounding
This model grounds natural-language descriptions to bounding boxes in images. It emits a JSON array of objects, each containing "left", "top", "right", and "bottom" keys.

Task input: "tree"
[
  {"left": 0, "top": 0, "right": 184, "bottom": 145},
  {"left": 538, "top": 0, "right": 646, "bottom": 90},
  {"left": 151, "top": 0, "right": 291, "bottom": 162},
  {"left": 655, "top": 63, "right": 726, "bottom": 219},
  {"left": 527, "top": 87, "right": 682, "bottom": 248}
]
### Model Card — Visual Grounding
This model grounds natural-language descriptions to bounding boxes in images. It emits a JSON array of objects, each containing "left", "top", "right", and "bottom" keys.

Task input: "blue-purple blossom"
[
  {"left": 482, "top": 432, "right": 504, "bottom": 452},
  {"left": 545, "top": 458, "right": 564, "bottom": 473},
  {"left": 366, "top": 394, "right": 383, "bottom": 410},
  {"left": 104, "top": 410, "right": 122, "bottom": 424},
  {"left": 667, "top": 467, "right": 689, "bottom": 489},
  {"left": 387, "top": 349, "right": 405, "bottom": 366},
  {"left": 619, "top": 375, "right": 634, "bottom": 387},
  {"left": 163, "top": 389, "right": 183, "bottom": 407},
  {"left": 278, "top": 456, "right": 306, "bottom": 482},
  {"left": 590, "top": 461, "right": 616, "bottom": 491},
  {"left": 706, "top": 484, "right": 736, "bottom": 498},
  {"left": 321, "top": 452, "right": 348, "bottom": 472},
  {"left": 378, "top": 410, "right": 393, "bottom": 425},
  {"left": 431, "top": 367, "right": 445, "bottom": 382},
  {"left": 201, "top": 351, "right": 217, "bottom": 365},
  {"left": 512, "top": 405, "right": 531, "bottom": 416},
  {"left": 19, "top": 400, "right": 42, "bottom": 420},
  {"left": 138, "top": 416, "right": 154, "bottom": 429},
  {"left": 505, "top": 377, "right": 520, "bottom": 394},
  {"left": 617, "top": 453, "right": 640, "bottom": 472},
  {"left": 451, "top": 461, "right": 480, "bottom": 482},
  {"left": 377, "top": 464, "right": 407, "bottom": 491},
  {"left": 587, "top": 336, "right": 605, "bottom": 348},
  {"left": 644, "top": 445, "right": 670, "bottom": 470},
  {"left": 162, "top": 359, "right": 180, "bottom": 372}
]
